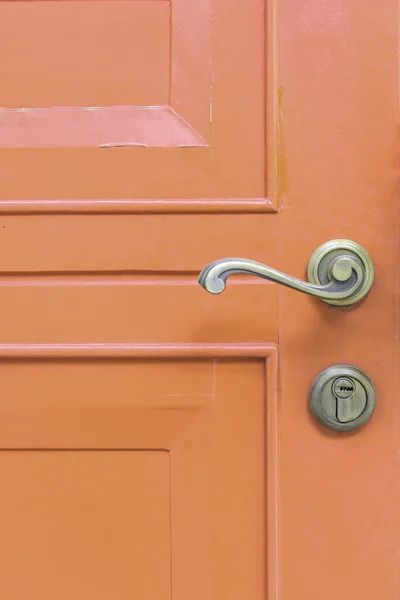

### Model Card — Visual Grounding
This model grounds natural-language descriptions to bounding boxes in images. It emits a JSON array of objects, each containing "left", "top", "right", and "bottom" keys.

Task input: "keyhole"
[{"left": 332, "top": 377, "right": 355, "bottom": 422}]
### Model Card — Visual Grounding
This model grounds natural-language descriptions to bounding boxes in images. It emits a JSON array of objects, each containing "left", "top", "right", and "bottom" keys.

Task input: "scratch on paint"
[{"left": 99, "top": 143, "right": 146, "bottom": 148}]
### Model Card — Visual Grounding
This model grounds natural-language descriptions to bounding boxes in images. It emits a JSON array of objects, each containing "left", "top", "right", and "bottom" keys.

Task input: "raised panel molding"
[
  {"left": 0, "top": 342, "right": 279, "bottom": 600},
  {"left": 0, "top": 0, "right": 278, "bottom": 211}
]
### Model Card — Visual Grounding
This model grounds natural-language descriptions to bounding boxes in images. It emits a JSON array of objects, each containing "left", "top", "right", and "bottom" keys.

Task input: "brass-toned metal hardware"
[
  {"left": 198, "top": 239, "right": 374, "bottom": 307},
  {"left": 309, "top": 365, "right": 376, "bottom": 431}
]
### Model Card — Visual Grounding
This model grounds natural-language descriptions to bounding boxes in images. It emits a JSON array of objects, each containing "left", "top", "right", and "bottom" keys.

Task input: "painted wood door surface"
[{"left": 0, "top": 1, "right": 398, "bottom": 599}]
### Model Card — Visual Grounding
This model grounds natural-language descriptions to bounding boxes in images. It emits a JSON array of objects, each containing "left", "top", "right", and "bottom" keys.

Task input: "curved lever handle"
[{"left": 198, "top": 239, "right": 374, "bottom": 307}]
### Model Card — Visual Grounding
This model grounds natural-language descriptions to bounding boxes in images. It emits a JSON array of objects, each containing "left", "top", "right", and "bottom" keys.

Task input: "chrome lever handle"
[{"left": 198, "top": 239, "right": 374, "bottom": 307}]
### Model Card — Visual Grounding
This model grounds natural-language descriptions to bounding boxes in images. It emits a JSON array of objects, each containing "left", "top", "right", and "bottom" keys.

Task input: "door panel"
[
  {"left": 0, "top": 451, "right": 171, "bottom": 600},
  {"left": 0, "top": 1, "right": 170, "bottom": 107},
  {"left": 0, "top": 358, "right": 268, "bottom": 600},
  {"left": 0, "top": 283, "right": 278, "bottom": 343},
  {"left": 0, "top": 215, "right": 277, "bottom": 271},
  {"left": 0, "top": 0, "right": 266, "bottom": 200}
]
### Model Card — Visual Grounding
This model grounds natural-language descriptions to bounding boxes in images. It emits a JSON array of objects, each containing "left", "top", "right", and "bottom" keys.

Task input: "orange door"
[{"left": 0, "top": 1, "right": 397, "bottom": 599}]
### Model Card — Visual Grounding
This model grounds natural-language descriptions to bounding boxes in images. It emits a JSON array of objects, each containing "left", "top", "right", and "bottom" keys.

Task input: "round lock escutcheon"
[{"left": 309, "top": 365, "right": 376, "bottom": 432}]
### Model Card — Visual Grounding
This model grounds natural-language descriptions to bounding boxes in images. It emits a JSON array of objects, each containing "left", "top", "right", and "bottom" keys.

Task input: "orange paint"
[{"left": 0, "top": 0, "right": 398, "bottom": 598}]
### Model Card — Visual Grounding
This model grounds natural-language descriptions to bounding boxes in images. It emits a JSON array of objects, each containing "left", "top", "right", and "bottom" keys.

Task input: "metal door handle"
[{"left": 198, "top": 239, "right": 374, "bottom": 307}]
